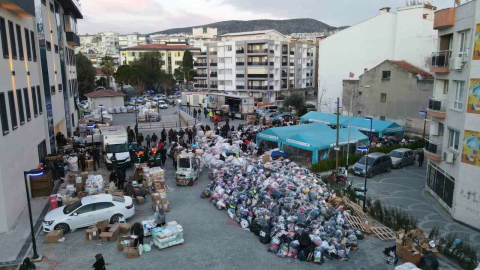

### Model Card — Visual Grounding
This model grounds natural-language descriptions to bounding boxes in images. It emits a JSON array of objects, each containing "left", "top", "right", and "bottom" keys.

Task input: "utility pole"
[
  {"left": 346, "top": 90, "right": 353, "bottom": 166},
  {"left": 335, "top": 97, "right": 340, "bottom": 177}
]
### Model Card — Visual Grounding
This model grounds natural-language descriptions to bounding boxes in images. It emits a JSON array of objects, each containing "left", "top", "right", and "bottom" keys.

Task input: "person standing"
[
  {"left": 168, "top": 128, "right": 173, "bottom": 144},
  {"left": 193, "top": 109, "right": 197, "bottom": 120},
  {"left": 204, "top": 108, "right": 208, "bottom": 119},
  {"left": 152, "top": 133, "right": 158, "bottom": 146},
  {"left": 172, "top": 148, "right": 178, "bottom": 170},
  {"left": 134, "top": 124, "right": 138, "bottom": 138},
  {"left": 183, "top": 132, "right": 189, "bottom": 145},
  {"left": 79, "top": 152, "right": 86, "bottom": 172},
  {"left": 187, "top": 128, "right": 193, "bottom": 144},
  {"left": 93, "top": 146, "right": 101, "bottom": 169},
  {"left": 20, "top": 258, "right": 36, "bottom": 270},
  {"left": 192, "top": 126, "right": 197, "bottom": 138},
  {"left": 186, "top": 101, "right": 190, "bottom": 114},
  {"left": 146, "top": 134, "right": 152, "bottom": 149},
  {"left": 209, "top": 110, "right": 213, "bottom": 121},
  {"left": 198, "top": 108, "right": 202, "bottom": 120},
  {"left": 110, "top": 153, "right": 118, "bottom": 172},
  {"left": 418, "top": 150, "right": 425, "bottom": 167},
  {"left": 161, "top": 128, "right": 167, "bottom": 143},
  {"left": 160, "top": 146, "right": 167, "bottom": 168}
]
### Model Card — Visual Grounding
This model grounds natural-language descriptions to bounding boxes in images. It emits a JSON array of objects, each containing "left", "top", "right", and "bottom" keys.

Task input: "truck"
[
  {"left": 181, "top": 92, "right": 206, "bottom": 107},
  {"left": 175, "top": 151, "right": 201, "bottom": 186},
  {"left": 205, "top": 93, "right": 255, "bottom": 119},
  {"left": 99, "top": 126, "right": 131, "bottom": 170}
]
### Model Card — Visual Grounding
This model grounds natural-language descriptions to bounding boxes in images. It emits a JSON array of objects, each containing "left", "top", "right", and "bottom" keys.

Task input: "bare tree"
[
  {"left": 342, "top": 80, "right": 364, "bottom": 116},
  {"left": 317, "top": 78, "right": 332, "bottom": 112}
]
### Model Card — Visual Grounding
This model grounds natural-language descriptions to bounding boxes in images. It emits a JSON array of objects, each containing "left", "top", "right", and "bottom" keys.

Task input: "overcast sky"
[{"left": 78, "top": 0, "right": 455, "bottom": 35}]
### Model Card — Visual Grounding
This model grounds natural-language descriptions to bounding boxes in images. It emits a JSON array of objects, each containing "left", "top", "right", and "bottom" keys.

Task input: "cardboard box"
[
  {"left": 96, "top": 220, "right": 109, "bottom": 234},
  {"left": 81, "top": 172, "right": 88, "bottom": 184},
  {"left": 127, "top": 247, "right": 139, "bottom": 259},
  {"left": 133, "top": 188, "right": 140, "bottom": 197},
  {"left": 45, "top": 230, "right": 63, "bottom": 243},
  {"left": 77, "top": 192, "right": 88, "bottom": 199},
  {"left": 113, "top": 191, "right": 125, "bottom": 196},
  {"left": 86, "top": 226, "right": 99, "bottom": 242},
  {"left": 395, "top": 239, "right": 403, "bottom": 258},
  {"left": 117, "top": 236, "right": 134, "bottom": 251},
  {"left": 396, "top": 229, "right": 405, "bottom": 240},
  {"left": 109, "top": 224, "right": 120, "bottom": 239},
  {"left": 153, "top": 182, "right": 164, "bottom": 190},
  {"left": 136, "top": 196, "right": 145, "bottom": 205},
  {"left": 261, "top": 154, "right": 271, "bottom": 163},
  {"left": 100, "top": 232, "right": 114, "bottom": 242},
  {"left": 119, "top": 223, "right": 131, "bottom": 234},
  {"left": 361, "top": 220, "right": 372, "bottom": 234},
  {"left": 163, "top": 201, "right": 170, "bottom": 212},
  {"left": 75, "top": 183, "right": 83, "bottom": 193},
  {"left": 420, "top": 242, "right": 439, "bottom": 255},
  {"left": 401, "top": 244, "right": 422, "bottom": 266}
]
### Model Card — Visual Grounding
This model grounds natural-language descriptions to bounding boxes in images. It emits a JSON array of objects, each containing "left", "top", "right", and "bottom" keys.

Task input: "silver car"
[
  {"left": 352, "top": 152, "right": 392, "bottom": 178},
  {"left": 388, "top": 148, "right": 416, "bottom": 168}
]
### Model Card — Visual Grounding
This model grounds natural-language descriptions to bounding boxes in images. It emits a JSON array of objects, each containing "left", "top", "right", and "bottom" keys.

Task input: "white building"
[
  {"left": 77, "top": 32, "right": 120, "bottom": 67},
  {"left": 193, "top": 27, "right": 217, "bottom": 39},
  {"left": 0, "top": 0, "right": 82, "bottom": 233},
  {"left": 118, "top": 32, "right": 148, "bottom": 49},
  {"left": 193, "top": 30, "right": 317, "bottom": 103},
  {"left": 85, "top": 89, "right": 124, "bottom": 109},
  {"left": 318, "top": 4, "right": 438, "bottom": 112}
]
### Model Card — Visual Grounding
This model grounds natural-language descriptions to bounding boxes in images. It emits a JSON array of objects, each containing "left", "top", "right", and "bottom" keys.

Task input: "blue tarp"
[
  {"left": 283, "top": 128, "right": 369, "bottom": 152},
  {"left": 257, "top": 123, "right": 331, "bottom": 145},
  {"left": 300, "top": 111, "right": 349, "bottom": 126}
]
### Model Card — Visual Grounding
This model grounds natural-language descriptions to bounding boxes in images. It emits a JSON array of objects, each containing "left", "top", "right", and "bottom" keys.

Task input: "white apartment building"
[
  {"left": 425, "top": 1, "right": 480, "bottom": 229},
  {"left": 0, "top": 0, "right": 82, "bottom": 233},
  {"left": 118, "top": 32, "right": 148, "bottom": 49},
  {"left": 192, "top": 27, "right": 217, "bottom": 39},
  {"left": 78, "top": 32, "right": 120, "bottom": 67},
  {"left": 318, "top": 4, "right": 438, "bottom": 112},
  {"left": 193, "top": 30, "right": 316, "bottom": 103}
]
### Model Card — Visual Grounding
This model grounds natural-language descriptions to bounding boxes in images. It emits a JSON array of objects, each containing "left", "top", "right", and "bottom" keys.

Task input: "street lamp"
[
  {"left": 23, "top": 169, "right": 44, "bottom": 260},
  {"left": 363, "top": 117, "right": 373, "bottom": 212},
  {"left": 178, "top": 99, "right": 182, "bottom": 129},
  {"left": 87, "top": 123, "right": 97, "bottom": 171},
  {"left": 419, "top": 110, "right": 427, "bottom": 140}
]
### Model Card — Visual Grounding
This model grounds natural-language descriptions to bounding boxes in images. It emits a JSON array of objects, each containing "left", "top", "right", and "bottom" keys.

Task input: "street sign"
[
  {"left": 99, "top": 104, "right": 104, "bottom": 108},
  {"left": 419, "top": 110, "right": 427, "bottom": 115},
  {"left": 334, "top": 147, "right": 340, "bottom": 151}
]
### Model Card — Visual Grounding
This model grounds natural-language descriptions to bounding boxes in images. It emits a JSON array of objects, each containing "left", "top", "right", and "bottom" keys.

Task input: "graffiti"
[
  {"left": 459, "top": 190, "right": 479, "bottom": 203},
  {"left": 466, "top": 206, "right": 480, "bottom": 217},
  {"left": 467, "top": 79, "right": 480, "bottom": 114},
  {"left": 461, "top": 130, "right": 480, "bottom": 166},
  {"left": 474, "top": 24, "right": 480, "bottom": 60}
]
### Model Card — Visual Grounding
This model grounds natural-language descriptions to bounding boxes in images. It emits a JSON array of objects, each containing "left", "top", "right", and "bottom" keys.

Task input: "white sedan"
[
  {"left": 158, "top": 100, "right": 168, "bottom": 109},
  {"left": 42, "top": 194, "right": 134, "bottom": 233}
]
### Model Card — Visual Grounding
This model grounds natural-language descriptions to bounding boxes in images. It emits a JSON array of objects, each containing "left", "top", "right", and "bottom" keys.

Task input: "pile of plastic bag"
[
  {"left": 198, "top": 129, "right": 362, "bottom": 264},
  {"left": 84, "top": 175, "right": 104, "bottom": 194},
  {"left": 67, "top": 156, "right": 78, "bottom": 171},
  {"left": 138, "top": 108, "right": 159, "bottom": 122},
  {"left": 151, "top": 221, "right": 184, "bottom": 249}
]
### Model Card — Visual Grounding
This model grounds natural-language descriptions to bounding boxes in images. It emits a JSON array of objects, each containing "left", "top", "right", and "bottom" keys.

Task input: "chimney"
[
  {"left": 364, "top": 68, "right": 368, "bottom": 73},
  {"left": 379, "top": 7, "right": 391, "bottom": 14}
]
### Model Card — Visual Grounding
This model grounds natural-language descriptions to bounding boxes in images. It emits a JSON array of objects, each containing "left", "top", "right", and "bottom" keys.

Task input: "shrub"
[
  {"left": 370, "top": 141, "right": 425, "bottom": 154},
  {"left": 438, "top": 235, "right": 479, "bottom": 270},
  {"left": 311, "top": 154, "right": 363, "bottom": 172}
]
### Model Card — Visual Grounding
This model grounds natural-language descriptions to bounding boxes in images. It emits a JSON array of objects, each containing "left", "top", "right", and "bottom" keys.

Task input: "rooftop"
[
  {"left": 221, "top": 29, "right": 286, "bottom": 38},
  {"left": 390, "top": 60, "right": 433, "bottom": 79},
  {"left": 85, "top": 89, "right": 125, "bottom": 98},
  {"left": 120, "top": 44, "right": 199, "bottom": 51}
]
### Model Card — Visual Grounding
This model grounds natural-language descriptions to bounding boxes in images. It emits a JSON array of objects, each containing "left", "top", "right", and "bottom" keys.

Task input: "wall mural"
[
  {"left": 474, "top": 24, "right": 480, "bottom": 60},
  {"left": 461, "top": 130, "right": 480, "bottom": 167},
  {"left": 468, "top": 79, "right": 480, "bottom": 114}
]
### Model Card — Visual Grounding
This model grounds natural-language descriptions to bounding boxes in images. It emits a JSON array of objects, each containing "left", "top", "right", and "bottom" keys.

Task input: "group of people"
[{"left": 78, "top": 146, "right": 101, "bottom": 171}]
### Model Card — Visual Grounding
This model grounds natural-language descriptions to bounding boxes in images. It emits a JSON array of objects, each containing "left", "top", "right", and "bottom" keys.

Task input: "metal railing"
[
  {"left": 236, "top": 62, "right": 244, "bottom": 66},
  {"left": 194, "top": 63, "right": 207, "bottom": 66},
  {"left": 289, "top": 63, "right": 294, "bottom": 66},
  {"left": 425, "top": 140, "right": 442, "bottom": 155},
  {"left": 236, "top": 86, "right": 244, "bottom": 89},
  {"left": 248, "top": 86, "right": 268, "bottom": 90},
  {"left": 247, "top": 74, "right": 268, "bottom": 78},
  {"left": 194, "top": 74, "right": 207, "bottom": 77},
  {"left": 210, "top": 63, "right": 217, "bottom": 66},
  {"left": 281, "top": 72, "right": 288, "bottom": 77},
  {"left": 428, "top": 97, "right": 447, "bottom": 111},
  {"left": 431, "top": 50, "right": 451, "bottom": 68},
  {"left": 236, "top": 50, "right": 244, "bottom": 53},
  {"left": 194, "top": 84, "right": 207, "bottom": 88},
  {"left": 290, "top": 51, "right": 295, "bottom": 55},
  {"left": 210, "top": 73, "right": 218, "bottom": 77},
  {"left": 236, "top": 74, "right": 245, "bottom": 78},
  {"left": 210, "top": 85, "right": 218, "bottom": 88},
  {"left": 269, "top": 62, "right": 274, "bottom": 66},
  {"left": 281, "top": 62, "right": 288, "bottom": 66},
  {"left": 247, "top": 62, "right": 269, "bottom": 66},
  {"left": 247, "top": 49, "right": 268, "bottom": 53}
]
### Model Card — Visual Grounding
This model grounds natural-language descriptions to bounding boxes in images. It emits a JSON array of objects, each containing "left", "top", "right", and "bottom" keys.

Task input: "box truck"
[{"left": 99, "top": 126, "right": 131, "bottom": 170}]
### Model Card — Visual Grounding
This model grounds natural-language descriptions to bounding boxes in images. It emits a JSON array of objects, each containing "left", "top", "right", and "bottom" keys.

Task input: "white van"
[
  {"left": 99, "top": 126, "right": 131, "bottom": 170},
  {"left": 256, "top": 105, "right": 278, "bottom": 115}
]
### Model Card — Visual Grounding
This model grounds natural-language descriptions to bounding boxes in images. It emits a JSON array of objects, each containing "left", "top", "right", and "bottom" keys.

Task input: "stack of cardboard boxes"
[
  {"left": 152, "top": 189, "right": 169, "bottom": 212},
  {"left": 85, "top": 220, "right": 131, "bottom": 243},
  {"left": 45, "top": 230, "right": 64, "bottom": 243},
  {"left": 396, "top": 228, "right": 438, "bottom": 266}
]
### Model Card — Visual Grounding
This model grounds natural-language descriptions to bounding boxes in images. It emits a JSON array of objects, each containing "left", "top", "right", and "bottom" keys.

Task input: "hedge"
[{"left": 370, "top": 141, "right": 425, "bottom": 154}]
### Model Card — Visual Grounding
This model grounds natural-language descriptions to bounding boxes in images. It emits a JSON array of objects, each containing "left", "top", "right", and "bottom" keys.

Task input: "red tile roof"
[
  {"left": 85, "top": 89, "right": 125, "bottom": 98},
  {"left": 121, "top": 44, "right": 199, "bottom": 51},
  {"left": 390, "top": 60, "right": 433, "bottom": 79}
]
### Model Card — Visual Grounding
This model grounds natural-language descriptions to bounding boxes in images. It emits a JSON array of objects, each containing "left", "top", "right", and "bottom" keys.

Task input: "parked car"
[
  {"left": 270, "top": 112, "right": 294, "bottom": 121},
  {"left": 151, "top": 95, "right": 159, "bottom": 101},
  {"left": 78, "top": 100, "right": 89, "bottom": 109},
  {"left": 352, "top": 152, "right": 392, "bottom": 178},
  {"left": 257, "top": 109, "right": 279, "bottom": 118},
  {"left": 305, "top": 103, "right": 316, "bottom": 111},
  {"left": 389, "top": 148, "right": 416, "bottom": 168},
  {"left": 42, "top": 194, "right": 134, "bottom": 233},
  {"left": 256, "top": 105, "right": 278, "bottom": 115},
  {"left": 158, "top": 100, "right": 168, "bottom": 109}
]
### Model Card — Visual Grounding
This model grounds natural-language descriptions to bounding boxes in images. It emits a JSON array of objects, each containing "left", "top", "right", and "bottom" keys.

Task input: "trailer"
[
  {"left": 181, "top": 92, "right": 206, "bottom": 107},
  {"left": 206, "top": 93, "right": 255, "bottom": 119}
]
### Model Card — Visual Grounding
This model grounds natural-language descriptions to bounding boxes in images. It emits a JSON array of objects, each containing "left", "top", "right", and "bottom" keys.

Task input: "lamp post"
[
  {"left": 363, "top": 117, "right": 373, "bottom": 212},
  {"left": 178, "top": 99, "right": 182, "bottom": 129},
  {"left": 87, "top": 123, "right": 97, "bottom": 171},
  {"left": 24, "top": 169, "right": 44, "bottom": 260},
  {"left": 419, "top": 110, "right": 427, "bottom": 140}
]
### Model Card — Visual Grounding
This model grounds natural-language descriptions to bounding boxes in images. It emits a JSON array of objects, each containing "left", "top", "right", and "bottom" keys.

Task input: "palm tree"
[{"left": 100, "top": 55, "right": 115, "bottom": 89}]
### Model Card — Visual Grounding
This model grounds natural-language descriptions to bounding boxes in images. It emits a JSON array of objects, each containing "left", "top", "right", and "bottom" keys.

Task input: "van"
[
  {"left": 389, "top": 148, "right": 416, "bottom": 168},
  {"left": 256, "top": 105, "right": 278, "bottom": 115},
  {"left": 352, "top": 152, "right": 392, "bottom": 178}
]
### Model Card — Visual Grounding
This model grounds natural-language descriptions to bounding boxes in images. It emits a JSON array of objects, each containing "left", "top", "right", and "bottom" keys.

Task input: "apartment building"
[
  {"left": 425, "top": 1, "right": 480, "bottom": 229},
  {"left": 118, "top": 32, "right": 148, "bottom": 49},
  {"left": 78, "top": 31, "right": 120, "bottom": 67},
  {"left": 120, "top": 43, "right": 200, "bottom": 74},
  {"left": 318, "top": 4, "right": 438, "bottom": 112},
  {"left": 0, "top": 0, "right": 81, "bottom": 233},
  {"left": 192, "top": 30, "right": 316, "bottom": 104}
]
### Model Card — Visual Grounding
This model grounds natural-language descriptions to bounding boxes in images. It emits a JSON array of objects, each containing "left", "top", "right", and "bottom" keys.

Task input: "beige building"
[
  {"left": 120, "top": 44, "right": 200, "bottom": 74},
  {"left": 86, "top": 89, "right": 125, "bottom": 109}
]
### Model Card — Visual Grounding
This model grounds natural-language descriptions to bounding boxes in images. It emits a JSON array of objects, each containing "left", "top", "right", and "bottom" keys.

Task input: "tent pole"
[
  {"left": 346, "top": 91, "right": 353, "bottom": 166},
  {"left": 336, "top": 97, "right": 340, "bottom": 177}
]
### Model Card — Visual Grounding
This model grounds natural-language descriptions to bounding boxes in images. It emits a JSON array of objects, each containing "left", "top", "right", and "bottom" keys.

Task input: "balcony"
[
  {"left": 210, "top": 51, "right": 218, "bottom": 55},
  {"left": 434, "top": 8, "right": 455, "bottom": 30},
  {"left": 269, "top": 62, "right": 274, "bottom": 66},
  {"left": 281, "top": 84, "right": 288, "bottom": 89},
  {"left": 290, "top": 51, "right": 294, "bottom": 55},
  {"left": 236, "top": 62, "right": 244, "bottom": 66},
  {"left": 289, "top": 63, "right": 294, "bottom": 66},
  {"left": 269, "top": 74, "right": 274, "bottom": 78},
  {"left": 236, "top": 50, "right": 245, "bottom": 54},
  {"left": 248, "top": 86, "right": 268, "bottom": 90},
  {"left": 236, "top": 74, "right": 245, "bottom": 78},
  {"left": 289, "top": 73, "right": 294, "bottom": 77},
  {"left": 270, "top": 50, "right": 274, "bottom": 54},
  {"left": 247, "top": 49, "right": 268, "bottom": 54},
  {"left": 210, "top": 63, "right": 218, "bottom": 66},
  {"left": 281, "top": 72, "right": 288, "bottom": 77},
  {"left": 194, "top": 74, "right": 207, "bottom": 78},
  {"left": 201, "top": 52, "right": 207, "bottom": 55},
  {"left": 247, "top": 62, "right": 269, "bottom": 66},
  {"left": 281, "top": 62, "right": 288, "bottom": 66},
  {"left": 194, "top": 63, "right": 207, "bottom": 67},
  {"left": 194, "top": 84, "right": 208, "bottom": 88},
  {"left": 247, "top": 74, "right": 268, "bottom": 78},
  {"left": 269, "top": 85, "right": 274, "bottom": 90},
  {"left": 431, "top": 51, "right": 451, "bottom": 73},
  {"left": 211, "top": 85, "right": 218, "bottom": 89},
  {"left": 210, "top": 73, "right": 218, "bottom": 78},
  {"left": 66, "top": 32, "right": 80, "bottom": 47},
  {"left": 424, "top": 140, "right": 442, "bottom": 162},
  {"left": 236, "top": 86, "right": 245, "bottom": 90},
  {"left": 427, "top": 98, "right": 447, "bottom": 119}
]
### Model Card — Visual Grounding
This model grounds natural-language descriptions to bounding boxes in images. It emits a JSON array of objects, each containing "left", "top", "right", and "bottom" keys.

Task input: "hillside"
[{"left": 151, "top": 18, "right": 342, "bottom": 35}]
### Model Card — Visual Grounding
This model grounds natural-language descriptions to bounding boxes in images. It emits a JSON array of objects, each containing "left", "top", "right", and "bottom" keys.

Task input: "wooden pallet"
[
  {"left": 344, "top": 213, "right": 365, "bottom": 232},
  {"left": 371, "top": 226, "right": 396, "bottom": 241},
  {"left": 343, "top": 197, "right": 370, "bottom": 221}
]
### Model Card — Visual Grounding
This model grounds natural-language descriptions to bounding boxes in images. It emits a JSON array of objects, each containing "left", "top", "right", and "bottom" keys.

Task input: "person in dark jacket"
[
  {"left": 124, "top": 182, "right": 134, "bottom": 197},
  {"left": 20, "top": 258, "right": 36, "bottom": 270},
  {"left": 117, "top": 169, "right": 126, "bottom": 190},
  {"left": 198, "top": 108, "right": 202, "bottom": 120},
  {"left": 161, "top": 128, "right": 167, "bottom": 143},
  {"left": 92, "top": 254, "right": 106, "bottom": 270},
  {"left": 138, "top": 184, "right": 147, "bottom": 198},
  {"left": 93, "top": 146, "right": 101, "bottom": 169},
  {"left": 204, "top": 108, "right": 208, "bottom": 119},
  {"left": 168, "top": 128, "right": 173, "bottom": 144},
  {"left": 187, "top": 129, "right": 193, "bottom": 144},
  {"left": 160, "top": 147, "right": 167, "bottom": 168},
  {"left": 109, "top": 171, "right": 118, "bottom": 187},
  {"left": 418, "top": 150, "right": 425, "bottom": 167},
  {"left": 130, "top": 222, "right": 144, "bottom": 248},
  {"left": 193, "top": 109, "right": 197, "bottom": 119},
  {"left": 152, "top": 133, "right": 158, "bottom": 146},
  {"left": 79, "top": 152, "right": 86, "bottom": 172},
  {"left": 134, "top": 124, "right": 138, "bottom": 138}
]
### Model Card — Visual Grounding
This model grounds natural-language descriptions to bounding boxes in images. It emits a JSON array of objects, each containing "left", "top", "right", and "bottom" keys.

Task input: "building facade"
[
  {"left": 343, "top": 60, "right": 433, "bottom": 135},
  {"left": 425, "top": 0, "right": 480, "bottom": 229},
  {"left": 120, "top": 44, "right": 200, "bottom": 74},
  {"left": 318, "top": 4, "right": 438, "bottom": 112},
  {"left": 77, "top": 31, "right": 120, "bottom": 67},
  {"left": 0, "top": 0, "right": 82, "bottom": 233},
  {"left": 193, "top": 30, "right": 317, "bottom": 104},
  {"left": 118, "top": 32, "right": 147, "bottom": 49}
]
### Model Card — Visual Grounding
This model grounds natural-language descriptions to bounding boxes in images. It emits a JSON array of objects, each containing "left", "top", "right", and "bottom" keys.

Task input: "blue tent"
[
  {"left": 257, "top": 123, "right": 331, "bottom": 150},
  {"left": 300, "top": 111, "right": 349, "bottom": 126},
  {"left": 340, "top": 117, "right": 405, "bottom": 137},
  {"left": 283, "top": 128, "right": 369, "bottom": 163}
]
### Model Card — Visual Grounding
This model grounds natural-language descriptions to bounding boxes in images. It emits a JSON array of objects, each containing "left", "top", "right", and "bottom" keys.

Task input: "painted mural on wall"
[
  {"left": 461, "top": 130, "right": 480, "bottom": 167},
  {"left": 474, "top": 24, "right": 480, "bottom": 60},
  {"left": 468, "top": 79, "right": 480, "bottom": 114}
]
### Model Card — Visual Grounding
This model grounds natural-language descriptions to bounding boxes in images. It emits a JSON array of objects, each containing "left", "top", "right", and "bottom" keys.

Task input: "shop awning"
[
  {"left": 283, "top": 128, "right": 369, "bottom": 151},
  {"left": 257, "top": 123, "right": 332, "bottom": 143},
  {"left": 300, "top": 111, "right": 349, "bottom": 126}
]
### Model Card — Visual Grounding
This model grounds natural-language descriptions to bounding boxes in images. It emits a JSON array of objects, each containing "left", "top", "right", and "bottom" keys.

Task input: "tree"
[
  {"left": 115, "top": 65, "right": 132, "bottom": 92},
  {"left": 130, "top": 51, "right": 163, "bottom": 91},
  {"left": 159, "top": 72, "right": 176, "bottom": 96},
  {"left": 100, "top": 55, "right": 115, "bottom": 89},
  {"left": 283, "top": 92, "right": 307, "bottom": 117},
  {"left": 76, "top": 52, "right": 96, "bottom": 100},
  {"left": 96, "top": 77, "right": 107, "bottom": 87},
  {"left": 173, "top": 50, "right": 194, "bottom": 83},
  {"left": 342, "top": 79, "right": 364, "bottom": 116},
  {"left": 317, "top": 78, "right": 332, "bottom": 113}
]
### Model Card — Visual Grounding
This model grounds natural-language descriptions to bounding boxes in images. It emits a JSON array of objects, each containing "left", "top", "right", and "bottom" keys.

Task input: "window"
[
  {"left": 380, "top": 116, "right": 385, "bottom": 121},
  {"left": 297, "top": 58, "right": 302, "bottom": 64},
  {"left": 459, "top": 30, "right": 469, "bottom": 58},
  {"left": 453, "top": 81, "right": 464, "bottom": 110},
  {"left": 41, "top": 0, "right": 46, "bottom": 5},
  {"left": 16, "top": 89, "right": 25, "bottom": 125},
  {"left": 225, "top": 81, "right": 232, "bottom": 86},
  {"left": 38, "top": 140, "right": 47, "bottom": 163},
  {"left": 49, "top": 2, "right": 54, "bottom": 12},
  {"left": 357, "top": 111, "right": 362, "bottom": 115},
  {"left": 219, "top": 80, "right": 225, "bottom": 86},
  {"left": 76, "top": 204, "right": 94, "bottom": 215},
  {"left": 15, "top": 24, "right": 24, "bottom": 60},
  {"left": 8, "top": 21, "right": 17, "bottom": 59},
  {"left": 382, "top": 71, "right": 391, "bottom": 80},
  {"left": 54, "top": 44, "right": 58, "bottom": 53},
  {"left": 0, "top": 93, "right": 8, "bottom": 135},
  {"left": 31, "top": 87, "right": 38, "bottom": 116},
  {"left": 37, "top": 86, "right": 42, "bottom": 114},
  {"left": 46, "top": 41, "right": 51, "bottom": 51},
  {"left": 439, "top": 123, "right": 444, "bottom": 136},
  {"left": 236, "top": 81, "right": 244, "bottom": 86},
  {"left": 7, "top": 91, "right": 17, "bottom": 129},
  {"left": 71, "top": 113, "right": 75, "bottom": 127},
  {"left": 358, "top": 91, "right": 363, "bottom": 96},
  {"left": 381, "top": 93, "right": 387, "bottom": 102},
  {"left": 0, "top": 17, "right": 8, "bottom": 58},
  {"left": 226, "top": 45, "right": 232, "bottom": 51},
  {"left": 58, "top": 84, "right": 62, "bottom": 92},
  {"left": 448, "top": 128, "right": 460, "bottom": 151},
  {"left": 30, "top": 31, "right": 37, "bottom": 61},
  {"left": 24, "top": 28, "right": 31, "bottom": 61},
  {"left": 443, "top": 80, "right": 449, "bottom": 94},
  {"left": 23, "top": 88, "right": 31, "bottom": 121},
  {"left": 94, "top": 202, "right": 114, "bottom": 211}
]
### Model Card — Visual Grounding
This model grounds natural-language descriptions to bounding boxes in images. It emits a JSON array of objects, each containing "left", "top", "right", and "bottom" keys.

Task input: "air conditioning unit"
[
  {"left": 444, "top": 152, "right": 455, "bottom": 164},
  {"left": 452, "top": 57, "right": 463, "bottom": 70}
]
